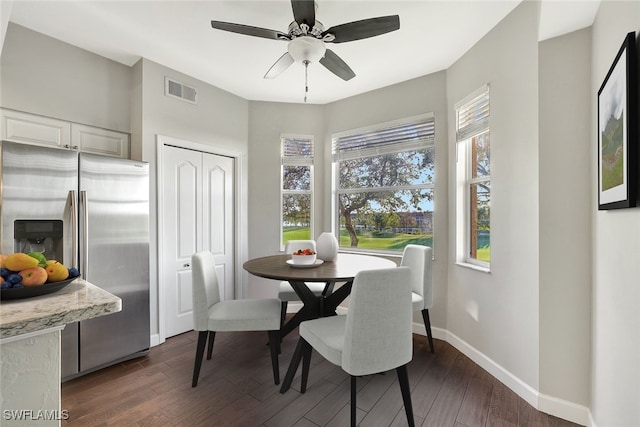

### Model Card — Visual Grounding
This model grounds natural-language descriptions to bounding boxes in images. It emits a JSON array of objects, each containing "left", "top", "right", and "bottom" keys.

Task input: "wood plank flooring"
[{"left": 61, "top": 324, "right": 582, "bottom": 427}]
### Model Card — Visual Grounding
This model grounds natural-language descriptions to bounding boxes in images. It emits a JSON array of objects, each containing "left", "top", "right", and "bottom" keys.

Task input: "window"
[
  {"left": 332, "top": 114, "right": 435, "bottom": 253},
  {"left": 281, "top": 135, "right": 314, "bottom": 249},
  {"left": 456, "top": 85, "right": 490, "bottom": 266}
]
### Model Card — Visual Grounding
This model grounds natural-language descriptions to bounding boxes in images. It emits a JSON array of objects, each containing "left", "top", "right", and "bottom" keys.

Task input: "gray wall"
[
  {"left": 0, "top": 23, "right": 131, "bottom": 132},
  {"left": 539, "top": 28, "right": 592, "bottom": 409},
  {"left": 590, "top": 2, "right": 640, "bottom": 426},
  {"left": 446, "top": 0, "right": 541, "bottom": 393},
  {"left": 247, "top": 101, "right": 324, "bottom": 298}
]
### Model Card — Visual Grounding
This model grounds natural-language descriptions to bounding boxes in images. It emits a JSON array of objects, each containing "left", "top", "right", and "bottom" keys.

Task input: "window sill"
[
  {"left": 338, "top": 249, "right": 403, "bottom": 259},
  {"left": 456, "top": 261, "right": 490, "bottom": 274}
]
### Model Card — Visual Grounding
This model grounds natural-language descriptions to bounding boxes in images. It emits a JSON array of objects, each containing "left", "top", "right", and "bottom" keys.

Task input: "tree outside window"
[
  {"left": 333, "top": 115, "right": 435, "bottom": 253},
  {"left": 469, "top": 132, "right": 490, "bottom": 262}
]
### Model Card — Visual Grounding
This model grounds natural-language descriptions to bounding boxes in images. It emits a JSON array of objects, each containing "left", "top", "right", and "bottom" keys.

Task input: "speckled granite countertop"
[{"left": 0, "top": 279, "right": 121, "bottom": 339}]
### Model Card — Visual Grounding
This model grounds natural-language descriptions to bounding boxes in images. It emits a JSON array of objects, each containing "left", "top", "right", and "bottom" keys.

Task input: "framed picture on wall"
[{"left": 597, "top": 31, "right": 637, "bottom": 210}]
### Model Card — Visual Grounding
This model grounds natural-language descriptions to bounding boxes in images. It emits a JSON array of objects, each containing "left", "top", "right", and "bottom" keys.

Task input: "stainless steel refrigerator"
[{"left": 0, "top": 140, "right": 150, "bottom": 380}]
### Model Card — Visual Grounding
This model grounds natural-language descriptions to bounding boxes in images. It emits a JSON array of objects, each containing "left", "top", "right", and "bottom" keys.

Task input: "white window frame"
[
  {"left": 331, "top": 113, "right": 436, "bottom": 254},
  {"left": 455, "top": 85, "right": 491, "bottom": 270},
  {"left": 280, "top": 134, "right": 314, "bottom": 250}
]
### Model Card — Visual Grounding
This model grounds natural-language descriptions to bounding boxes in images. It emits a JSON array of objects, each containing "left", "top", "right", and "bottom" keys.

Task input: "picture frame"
[{"left": 597, "top": 31, "right": 637, "bottom": 210}]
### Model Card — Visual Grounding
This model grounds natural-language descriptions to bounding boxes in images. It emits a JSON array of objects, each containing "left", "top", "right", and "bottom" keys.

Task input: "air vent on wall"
[{"left": 165, "top": 77, "right": 197, "bottom": 104}]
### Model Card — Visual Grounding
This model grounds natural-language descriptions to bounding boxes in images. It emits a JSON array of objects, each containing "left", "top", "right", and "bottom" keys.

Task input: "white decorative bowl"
[{"left": 291, "top": 252, "right": 317, "bottom": 265}]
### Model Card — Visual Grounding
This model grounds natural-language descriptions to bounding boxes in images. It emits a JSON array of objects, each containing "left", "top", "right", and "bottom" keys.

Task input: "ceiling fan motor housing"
[{"left": 288, "top": 36, "right": 326, "bottom": 63}]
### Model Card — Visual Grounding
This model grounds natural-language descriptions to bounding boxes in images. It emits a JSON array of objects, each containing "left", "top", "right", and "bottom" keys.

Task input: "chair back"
[
  {"left": 191, "top": 251, "right": 222, "bottom": 331},
  {"left": 401, "top": 244, "right": 433, "bottom": 309},
  {"left": 342, "top": 267, "right": 413, "bottom": 376},
  {"left": 284, "top": 240, "right": 316, "bottom": 254}
]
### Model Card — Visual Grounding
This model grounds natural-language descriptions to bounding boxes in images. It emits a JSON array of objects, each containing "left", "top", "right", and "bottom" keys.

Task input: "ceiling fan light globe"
[{"left": 287, "top": 36, "right": 326, "bottom": 63}]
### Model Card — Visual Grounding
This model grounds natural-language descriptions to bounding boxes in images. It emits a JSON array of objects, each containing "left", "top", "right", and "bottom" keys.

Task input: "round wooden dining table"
[{"left": 243, "top": 253, "right": 397, "bottom": 338}]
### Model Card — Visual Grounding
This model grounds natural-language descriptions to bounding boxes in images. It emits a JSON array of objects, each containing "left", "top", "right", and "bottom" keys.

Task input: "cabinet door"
[
  {"left": 71, "top": 124, "right": 130, "bottom": 158},
  {"left": 0, "top": 109, "right": 70, "bottom": 149}
]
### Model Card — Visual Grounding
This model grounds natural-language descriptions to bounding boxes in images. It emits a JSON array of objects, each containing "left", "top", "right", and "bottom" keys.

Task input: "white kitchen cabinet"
[
  {"left": 0, "top": 109, "right": 130, "bottom": 158},
  {"left": 71, "top": 123, "right": 130, "bottom": 158},
  {"left": 1, "top": 108, "right": 71, "bottom": 149}
]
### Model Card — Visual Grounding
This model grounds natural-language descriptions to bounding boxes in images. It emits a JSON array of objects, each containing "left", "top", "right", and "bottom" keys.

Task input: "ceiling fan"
[{"left": 210, "top": 0, "right": 400, "bottom": 87}]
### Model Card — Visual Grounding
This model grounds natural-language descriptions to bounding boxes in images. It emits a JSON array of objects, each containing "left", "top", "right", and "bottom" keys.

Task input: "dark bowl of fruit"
[{"left": 1, "top": 252, "right": 81, "bottom": 300}]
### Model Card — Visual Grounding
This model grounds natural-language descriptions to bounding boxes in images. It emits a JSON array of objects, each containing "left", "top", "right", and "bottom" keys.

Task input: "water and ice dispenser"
[{"left": 13, "top": 220, "right": 64, "bottom": 260}]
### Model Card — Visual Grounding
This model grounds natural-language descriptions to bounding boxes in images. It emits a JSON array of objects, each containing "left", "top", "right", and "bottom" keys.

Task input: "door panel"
[
  {"left": 202, "top": 153, "right": 234, "bottom": 301},
  {"left": 163, "top": 146, "right": 201, "bottom": 337},
  {"left": 177, "top": 270, "right": 193, "bottom": 314},
  {"left": 176, "top": 158, "right": 200, "bottom": 259},
  {"left": 163, "top": 144, "right": 234, "bottom": 338}
]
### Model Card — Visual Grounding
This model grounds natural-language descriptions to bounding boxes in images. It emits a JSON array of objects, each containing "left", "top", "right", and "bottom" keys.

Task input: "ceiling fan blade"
[
  {"left": 291, "top": 0, "right": 316, "bottom": 28},
  {"left": 322, "top": 15, "right": 400, "bottom": 43},
  {"left": 319, "top": 49, "right": 355, "bottom": 81},
  {"left": 264, "top": 52, "right": 295, "bottom": 79},
  {"left": 211, "top": 21, "right": 289, "bottom": 41}
]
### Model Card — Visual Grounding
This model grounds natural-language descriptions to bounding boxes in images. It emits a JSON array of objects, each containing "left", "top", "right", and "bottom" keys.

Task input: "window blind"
[
  {"left": 332, "top": 114, "right": 435, "bottom": 161},
  {"left": 282, "top": 136, "right": 313, "bottom": 165},
  {"left": 456, "top": 85, "right": 490, "bottom": 142}
]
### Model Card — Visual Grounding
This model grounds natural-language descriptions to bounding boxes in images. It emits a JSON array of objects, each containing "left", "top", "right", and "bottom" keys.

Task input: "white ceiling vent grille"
[{"left": 165, "top": 77, "right": 197, "bottom": 104}]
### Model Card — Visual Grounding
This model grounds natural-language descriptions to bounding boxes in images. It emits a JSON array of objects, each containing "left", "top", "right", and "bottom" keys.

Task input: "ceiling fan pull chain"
[{"left": 304, "top": 60, "right": 309, "bottom": 103}]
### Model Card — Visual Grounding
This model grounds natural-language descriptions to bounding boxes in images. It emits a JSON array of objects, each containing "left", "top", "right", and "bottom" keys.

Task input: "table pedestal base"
[{"left": 280, "top": 280, "right": 352, "bottom": 339}]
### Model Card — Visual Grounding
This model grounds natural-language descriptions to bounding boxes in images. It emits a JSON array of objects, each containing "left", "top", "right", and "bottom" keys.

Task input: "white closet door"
[{"left": 162, "top": 144, "right": 236, "bottom": 338}]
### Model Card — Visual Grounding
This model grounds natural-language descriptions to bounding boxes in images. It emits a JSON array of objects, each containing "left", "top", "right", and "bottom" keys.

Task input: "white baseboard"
[
  {"left": 442, "top": 327, "right": 591, "bottom": 427},
  {"left": 150, "top": 333, "right": 161, "bottom": 348}
]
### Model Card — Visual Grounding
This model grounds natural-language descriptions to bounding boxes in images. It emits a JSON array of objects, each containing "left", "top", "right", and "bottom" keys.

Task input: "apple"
[{"left": 19, "top": 267, "right": 48, "bottom": 286}]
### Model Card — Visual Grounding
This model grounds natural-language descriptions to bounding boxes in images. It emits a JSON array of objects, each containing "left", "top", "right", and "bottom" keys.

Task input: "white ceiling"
[{"left": 6, "top": 0, "right": 600, "bottom": 105}]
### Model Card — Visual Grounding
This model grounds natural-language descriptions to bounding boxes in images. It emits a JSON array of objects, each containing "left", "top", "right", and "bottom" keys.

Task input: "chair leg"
[
  {"left": 350, "top": 375, "right": 357, "bottom": 427},
  {"left": 421, "top": 309, "right": 435, "bottom": 353},
  {"left": 280, "top": 337, "right": 306, "bottom": 394},
  {"left": 267, "top": 330, "right": 280, "bottom": 385},
  {"left": 192, "top": 331, "right": 208, "bottom": 387},
  {"left": 396, "top": 364, "right": 415, "bottom": 427},
  {"left": 300, "top": 339, "right": 312, "bottom": 393},
  {"left": 280, "top": 301, "right": 288, "bottom": 327},
  {"left": 206, "top": 331, "right": 216, "bottom": 360}
]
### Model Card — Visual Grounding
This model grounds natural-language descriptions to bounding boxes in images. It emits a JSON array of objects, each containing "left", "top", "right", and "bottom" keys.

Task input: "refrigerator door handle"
[
  {"left": 69, "top": 190, "right": 78, "bottom": 269},
  {"left": 80, "top": 190, "right": 88, "bottom": 279}
]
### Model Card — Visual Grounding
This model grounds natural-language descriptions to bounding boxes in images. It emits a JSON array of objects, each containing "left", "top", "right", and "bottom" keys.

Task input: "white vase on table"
[{"left": 316, "top": 232, "right": 339, "bottom": 261}]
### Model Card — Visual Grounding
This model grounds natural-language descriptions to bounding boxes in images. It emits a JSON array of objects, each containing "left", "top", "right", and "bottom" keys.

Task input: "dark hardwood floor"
[{"left": 61, "top": 322, "right": 582, "bottom": 427}]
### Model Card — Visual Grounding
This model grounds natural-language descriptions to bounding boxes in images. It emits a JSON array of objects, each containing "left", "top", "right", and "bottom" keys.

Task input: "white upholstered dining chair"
[
  {"left": 190, "top": 251, "right": 281, "bottom": 387},
  {"left": 277, "top": 239, "right": 326, "bottom": 325},
  {"left": 280, "top": 266, "right": 415, "bottom": 427},
  {"left": 401, "top": 244, "right": 435, "bottom": 352}
]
